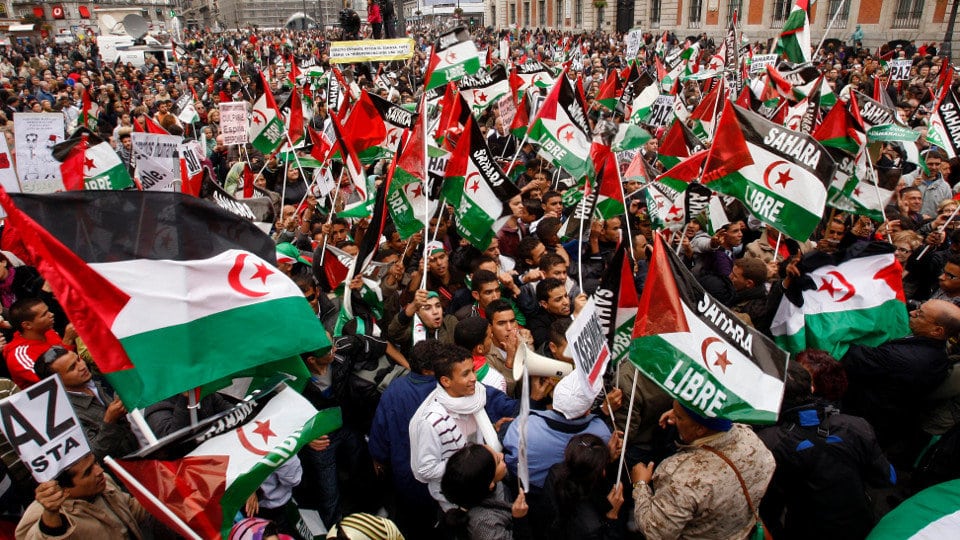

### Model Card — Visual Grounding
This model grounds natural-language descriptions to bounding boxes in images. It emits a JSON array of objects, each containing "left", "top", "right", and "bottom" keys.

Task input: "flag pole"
[
  {"left": 617, "top": 168, "right": 637, "bottom": 261},
  {"left": 773, "top": 232, "right": 783, "bottom": 261},
  {"left": 917, "top": 200, "right": 960, "bottom": 259},
  {"left": 318, "top": 177, "right": 343, "bottom": 266},
  {"left": 505, "top": 131, "right": 530, "bottom": 176},
  {"left": 864, "top": 146, "right": 893, "bottom": 242},
  {"left": 675, "top": 223, "right": 690, "bottom": 255},
  {"left": 812, "top": 0, "right": 849, "bottom": 60},
  {"left": 104, "top": 457, "right": 204, "bottom": 540},
  {"left": 614, "top": 369, "right": 638, "bottom": 488},
  {"left": 421, "top": 92, "right": 430, "bottom": 290}
]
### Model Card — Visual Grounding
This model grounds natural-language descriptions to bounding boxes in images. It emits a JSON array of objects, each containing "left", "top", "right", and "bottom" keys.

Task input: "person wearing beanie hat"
[
  {"left": 326, "top": 513, "right": 404, "bottom": 540},
  {"left": 629, "top": 400, "right": 775, "bottom": 539}
]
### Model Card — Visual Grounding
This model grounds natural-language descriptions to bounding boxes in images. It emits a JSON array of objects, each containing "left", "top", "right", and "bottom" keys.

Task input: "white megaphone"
[{"left": 513, "top": 342, "right": 574, "bottom": 381}]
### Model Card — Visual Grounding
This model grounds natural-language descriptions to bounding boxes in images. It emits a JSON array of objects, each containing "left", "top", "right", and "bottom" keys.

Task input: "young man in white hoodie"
[{"left": 409, "top": 344, "right": 544, "bottom": 510}]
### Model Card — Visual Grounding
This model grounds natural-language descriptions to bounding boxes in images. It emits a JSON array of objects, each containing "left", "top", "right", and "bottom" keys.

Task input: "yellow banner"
[{"left": 329, "top": 38, "right": 415, "bottom": 64}]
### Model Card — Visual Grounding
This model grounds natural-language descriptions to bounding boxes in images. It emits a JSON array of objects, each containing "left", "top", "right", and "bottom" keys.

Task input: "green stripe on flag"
[
  {"left": 630, "top": 335, "right": 778, "bottom": 424},
  {"left": 110, "top": 297, "right": 325, "bottom": 403},
  {"left": 773, "top": 298, "right": 909, "bottom": 359},
  {"left": 711, "top": 171, "right": 822, "bottom": 242}
]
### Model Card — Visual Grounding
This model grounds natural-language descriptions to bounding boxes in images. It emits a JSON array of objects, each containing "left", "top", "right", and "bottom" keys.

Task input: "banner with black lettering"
[
  {"left": 0, "top": 375, "right": 91, "bottom": 481},
  {"left": 927, "top": 87, "right": 960, "bottom": 160},
  {"left": 133, "top": 132, "right": 182, "bottom": 191},
  {"left": 630, "top": 233, "right": 787, "bottom": 423},
  {"left": 566, "top": 298, "right": 612, "bottom": 394}
]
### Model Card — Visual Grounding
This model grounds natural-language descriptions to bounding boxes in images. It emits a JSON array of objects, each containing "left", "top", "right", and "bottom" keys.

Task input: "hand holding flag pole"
[{"left": 917, "top": 202, "right": 960, "bottom": 260}]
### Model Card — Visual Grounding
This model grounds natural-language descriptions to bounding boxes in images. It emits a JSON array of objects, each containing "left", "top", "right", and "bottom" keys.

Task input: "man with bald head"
[{"left": 841, "top": 299, "right": 960, "bottom": 464}]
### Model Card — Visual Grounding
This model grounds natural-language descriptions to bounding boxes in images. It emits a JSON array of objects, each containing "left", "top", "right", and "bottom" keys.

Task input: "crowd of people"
[{"left": 0, "top": 13, "right": 958, "bottom": 540}]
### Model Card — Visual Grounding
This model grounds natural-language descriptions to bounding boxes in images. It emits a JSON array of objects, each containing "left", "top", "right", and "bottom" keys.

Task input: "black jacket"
[
  {"left": 841, "top": 336, "right": 950, "bottom": 446},
  {"left": 758, "top": 402, "right": 894, "bottom": 540}
]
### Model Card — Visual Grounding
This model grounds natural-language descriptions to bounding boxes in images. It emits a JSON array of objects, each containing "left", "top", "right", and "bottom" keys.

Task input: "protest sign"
[
  {"left": 0, "top": 375, "right": 91, "bottom": 482},
  {"left": 625, "top": 28, "right": 644, "bottom": 59},
  {"left": 132, "top": 132, "right": 182, "bottom": 191},
  {"left": 750, "top": 54, "right": 778, "bottom": 76},
  {"left": 889, "top": 59, "right": 912, "bottom": 81},
  {"left": 329, "top": 38, "right": 415, "bottom": 63},
  {"left": 565, "top": 298, "right": 612, "bottom": 393},
  {"left": 0, "top": 135, "right": 20, "bottom": 201},
  {"left": 648, "top": 95, "right": 676, "bottom": 127},
  {"left": 14, "top": 113, "right": 65, "bottom": 193},
  {"left": 219, "top": 102, "right": 249, "bottom": 146}
]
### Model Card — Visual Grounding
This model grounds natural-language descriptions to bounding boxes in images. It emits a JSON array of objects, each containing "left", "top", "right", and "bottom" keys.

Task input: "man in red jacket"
[{"left": 3, "top": 298, "right": 76, "bottom": 388}]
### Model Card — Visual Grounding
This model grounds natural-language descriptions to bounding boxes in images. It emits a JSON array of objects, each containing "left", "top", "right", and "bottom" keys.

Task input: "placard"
[
  {"left": 565, "top": 299, "right": 612, "bottom": 393},
  {"left": 648, "top": 95, "right": 676, "bottom": 127},
  {"left": 625, "top": 28, "right": 644, "bottom": 59},
  {"left": 132, "top": 132, "right": 182, "bottom": 191},
  {"left": 329, "top": 38, "right": 415, "bottom": 64},
  {"left": 219, "top": 102, "right": 249, "bottom": 146},
  {"left": 0, "top": 375, "right": 91, "bottom": 482},
  {"left": 749, "top": 54, "right": 778, "bottom": 76},
  {"left": 889, "top": 59, "right": 912, "bottom": 81},
  {"left": 14, "top": 113, "right": 65, "bottom": 193}
]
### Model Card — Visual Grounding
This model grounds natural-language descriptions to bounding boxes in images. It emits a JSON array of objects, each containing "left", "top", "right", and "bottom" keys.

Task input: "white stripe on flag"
[
  {"left": 92, "top": 249, "right": 304, "bottom": 338},
  {"left": 662, "top": 302, "right": 784, "bottom": 413}
]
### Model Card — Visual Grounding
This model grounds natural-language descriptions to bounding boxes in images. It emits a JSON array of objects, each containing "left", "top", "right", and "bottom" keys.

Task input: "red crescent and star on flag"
[
  {"left": 236, "top": 419, "right": 276, "bottom": 456},
  {"left": 227, "top": 253, "right": 274, "bottom": 298},
  {"left": 762, "top": 160, "right": 795, "bottom": 190},
  {"left": 465, "top": 171, "right": 481, "bottom": 194},
  {"left": 817, "top": 270, "right": 857, "bottom": 302},
  {"left": 557, "top": 123, "right": 576, "bottom": 143},
  {"left": 700, "top": 336, "right": 732, "bottom": 374}
]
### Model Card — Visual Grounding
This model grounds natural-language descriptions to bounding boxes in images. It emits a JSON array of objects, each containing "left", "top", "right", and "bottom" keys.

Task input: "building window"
[
  {"left": 556, "top": 0, "right": 563, "bottom": 26},
  {"left": 893, "top": 0, "right": 924, "bottom": 29},
  {"left": 726, "top": 0, "right": 742, "bottom": 24},
  {"left": 539, "top": 0, "right": 546, "bottom": 25},
  {"left": 771, "top": 0, "right": 791, "bottom": 29},
  {"left": 510, "top": 3, "right": 516, "bottom": 24},
  {"left": 524, "top": 1, "right": 531, "bottom": 25},
  {"left": 575, "top": 0, "right": 582, "bottom": 25},
  {"left": 650, "top": 0, "right": 661, "bottom": 27},
  {"left": 688, "top": 0, "right": 703, "bottom": 28},
  {"left": 823, "top": 0, "right": 850, "bottom": 28}
]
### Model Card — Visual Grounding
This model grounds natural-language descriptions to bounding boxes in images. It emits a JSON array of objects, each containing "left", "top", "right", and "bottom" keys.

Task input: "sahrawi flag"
[
  {"left": 527, "top": 73, "right": 593, "bottom": 180},
  {"left": 593, "top": 240, "right": 638, "bottom": 365},
  {"left": 51, "top": 128, "right": 133, "bottom": 191},
  {"left": 457, "top": 64, "right": 511, "bottom": 113},
  {"left": 701, "top": 100, "right": 836, "bottom": 241},
  {"left": 770, "top": 242, "right": 910, "bottom": 360},
  {"left": 867, "top": 479, "right": 960, "bottom": 540},
  {"left": 927, "top": 86, "right": 960, "bottom": 160},
  {"left": 0, "top": 190, "right": 328, "bottom": 409},
  {"left": 425, "top": 27, "right": 481, "bottom": 92},
  {"left": 249, "top": 72, "right": 286, "bottom": 154},
  {"left": 108, "top": 384, "right": 342, "bottom": 540},
  {"left": 775, "top": 0, "right": 811, "bottom": 64},
  {"left": 630, "top": 233, "right": 788, "bottom": 423},
  {"left": 442, "top": 114, "right": 521, "bottom": 249},
  {"left": 388, "top": 113, "right": 437, "bottom": 239}
]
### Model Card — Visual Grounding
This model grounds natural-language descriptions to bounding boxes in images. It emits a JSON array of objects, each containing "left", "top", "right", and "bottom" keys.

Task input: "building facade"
[
  {"left": 488, "top": 0, "right": 956, "bottom": 54},
  {"left": 1, "top": 1, "right": 181, "bottom": 38},
  {"left": 217, "top": 0, "right": 343, "bottom": 30}
]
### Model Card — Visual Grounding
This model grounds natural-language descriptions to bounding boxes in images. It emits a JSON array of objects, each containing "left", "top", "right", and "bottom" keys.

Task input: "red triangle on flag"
[{"left": 633, "top": 233, "right": 689, "bottom": 337}]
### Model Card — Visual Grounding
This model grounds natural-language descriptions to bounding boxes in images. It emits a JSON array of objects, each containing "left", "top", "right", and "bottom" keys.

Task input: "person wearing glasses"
[{"left": 842, "top": 299, "right": 960, "bottom": 467}]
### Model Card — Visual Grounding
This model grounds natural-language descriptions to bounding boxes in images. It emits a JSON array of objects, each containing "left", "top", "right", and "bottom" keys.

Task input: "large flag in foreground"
[
  {"left": 108, "top": 383, "right": 342, "bottom": 540},
  {"left": 867, "top": 479, "right": 960, "bottom": 539},
  {"left": 0, "top": 191, "right": 329, "bottom": 409},
  {"left": 630, "top": 233, "right": 787, "bottom": 423},
  {"left": 770, "top": 243, "right": 909, "bottom": 359},
  {"left": 702, "top": 101, "right": 835, "bottom": 241},
  {"left": 442, "top": 116, "right": 520, "bottom": 249}
]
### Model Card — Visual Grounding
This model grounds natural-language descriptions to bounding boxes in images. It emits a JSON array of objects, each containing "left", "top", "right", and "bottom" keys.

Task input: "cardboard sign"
[
  {"left": 14, "top": 113, "right": 65, "bottom": 194},
  {"left": 329, "top": 38, "right": 415, "bottom": 64},
  {"left": 565, "top": 299, "right": 612, "bottom": 393},
  {"left": 625, "top": 28, "right": 644, "bottom": 59},
  {"left": 219, "top": 102, "right": 249, "bottom": 146},
  {"left": 0, "top": 376, "right": 91, "bottom": 482},
  {"left": 889, "top": 59, "right": 912, "bottom": 81},
  {"left": 750, "top": 54, "right": 778, "bottom": 76}
]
